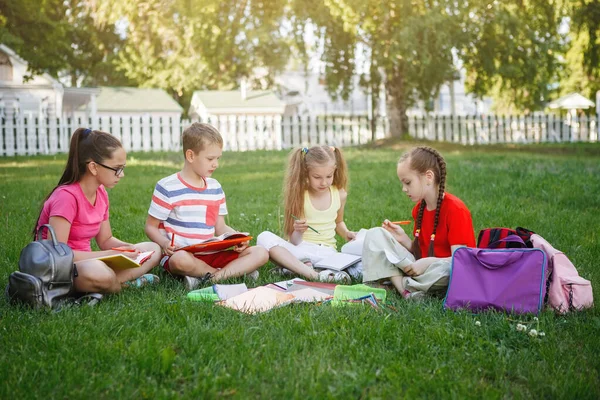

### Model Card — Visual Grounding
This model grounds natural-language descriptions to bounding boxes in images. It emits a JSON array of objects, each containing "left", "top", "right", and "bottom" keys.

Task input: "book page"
[{"left": 314, "top": 253, "right": 362, "bottom": 271}]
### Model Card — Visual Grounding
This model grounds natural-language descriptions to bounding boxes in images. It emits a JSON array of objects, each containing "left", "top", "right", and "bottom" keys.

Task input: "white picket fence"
[
  {"left": 408, "top": 114, "right": 600, "bottom": 144},
  {"left": 3, "top": 113, "right": 598, "bottom": 156},
  {"left": 0, "top": 115, "right": 389, "bottom": 156}
]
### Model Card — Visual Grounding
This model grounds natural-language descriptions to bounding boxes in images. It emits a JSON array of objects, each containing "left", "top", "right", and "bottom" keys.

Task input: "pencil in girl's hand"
[
  {"left": 291, "top": 214, "right": 320, "bottom": 234},
  {"left": 170, "top": 233, "right": 175, "bottom": 247},
  {"left": 389, "top": 221, "right": 412, "bottom": 225}
]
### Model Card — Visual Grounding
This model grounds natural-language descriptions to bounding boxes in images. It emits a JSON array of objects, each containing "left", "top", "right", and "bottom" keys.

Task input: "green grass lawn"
[{"left": 1, "top": 141, "right": 599, "bottom": 399}]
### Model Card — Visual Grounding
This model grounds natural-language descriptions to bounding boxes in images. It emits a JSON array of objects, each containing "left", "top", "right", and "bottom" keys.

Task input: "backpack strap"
[
  {"left": 36, "top": 224, "right": 68, "bottom": 256},
  {"left": 488, "top": 235, "right": 527, "bottom": 249}
]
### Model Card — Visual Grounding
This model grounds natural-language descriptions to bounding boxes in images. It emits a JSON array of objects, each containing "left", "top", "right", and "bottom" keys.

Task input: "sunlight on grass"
[{"left": 0, "top": 144, "right": 599, "bottom": 399}]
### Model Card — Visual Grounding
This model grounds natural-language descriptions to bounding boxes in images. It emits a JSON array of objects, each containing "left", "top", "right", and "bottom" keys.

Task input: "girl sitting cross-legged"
[
  {"left": 362, "top": 146, "right": 476, "bottom": 299},
  {"left": 257, "top": 145, "right": 358, "bottom": 283},
  {"left": 34, "top": 128, "right": 162, "bottom": 294}
]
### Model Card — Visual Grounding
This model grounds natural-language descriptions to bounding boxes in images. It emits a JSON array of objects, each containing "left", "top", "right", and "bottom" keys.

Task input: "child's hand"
[
  {"left": 293, "top": 218, "right": 309, "bottom": 234},
  {"left": 382, "top": 219, "right": 410, "bottom": 243},
  {"left": 345, "top": 230, "right": 357, "bottom": 241},
  {"left": 162, "top": 240, "right": 175, "bottom": 256},
  {"left": 403, "top": 258, "right": 431, "bottom": 277},
  {"left": 115, "top": 245, "right": 141, "bottom": 259},
  {"left": 233, "top": 241, "right": 249, "bottom": 253}
]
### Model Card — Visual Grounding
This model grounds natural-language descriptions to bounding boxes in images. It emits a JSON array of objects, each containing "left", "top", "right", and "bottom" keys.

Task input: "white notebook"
[{"left": 314, "top": 252, "right": 362, "bottom": 271}]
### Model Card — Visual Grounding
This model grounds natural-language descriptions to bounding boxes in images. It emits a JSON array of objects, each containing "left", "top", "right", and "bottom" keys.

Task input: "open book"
[
  {"left": 314, "top": 252, "right": 362, "bottom": 272},
  {"left": 94, "top": 251, "right": 155, "bottom": 271},
  {"left": 175, "top": 232, "right": 252, "bottom": 254}
]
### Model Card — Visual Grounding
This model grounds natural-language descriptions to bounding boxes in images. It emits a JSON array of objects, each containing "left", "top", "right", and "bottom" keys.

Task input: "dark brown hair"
[
  {"left": 398, "top": 146, "right": 447, "bottom": 259},
  {"left": 33, "top": 128, "right": 123, "bottom": 237}
]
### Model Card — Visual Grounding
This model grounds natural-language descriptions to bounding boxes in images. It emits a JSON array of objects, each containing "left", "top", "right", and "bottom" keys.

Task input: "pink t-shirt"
[{"left": 36, "top": 183, "right": 110, "bottom": 251}]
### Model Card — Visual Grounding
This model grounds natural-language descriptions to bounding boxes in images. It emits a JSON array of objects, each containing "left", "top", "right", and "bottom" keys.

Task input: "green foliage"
[
  {"left": 91, "top": 0, "right": 293, "bottom": 102},
  {"left": 293, "top": 0, "right": 471, "bottom": 136},
  {"left": 0, "top": 0, "right": 129, "bottom": 85},
  {"left": 1, "top": 144, "right": 600, "bottom": 397},
  {"left": 459, "top": 0, "right": 566, "bottom": 114}
]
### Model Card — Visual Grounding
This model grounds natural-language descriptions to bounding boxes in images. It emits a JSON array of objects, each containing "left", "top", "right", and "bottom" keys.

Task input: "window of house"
[{"left": 0, "top": 52, "right": 13, "bottom": 81}]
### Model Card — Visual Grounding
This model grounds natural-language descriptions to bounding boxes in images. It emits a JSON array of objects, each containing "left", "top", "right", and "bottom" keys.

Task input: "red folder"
[{"left": 176, "top": 235, "right": 252, "bottom": 254}]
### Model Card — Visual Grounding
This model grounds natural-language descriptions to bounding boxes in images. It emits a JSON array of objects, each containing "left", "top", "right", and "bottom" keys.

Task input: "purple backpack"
[{"left": 444, "top": 236, "right": 548, "bottom": 314}]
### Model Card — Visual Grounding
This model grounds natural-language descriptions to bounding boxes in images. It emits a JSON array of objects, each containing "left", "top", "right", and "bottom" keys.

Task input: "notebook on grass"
[{"left": 314, "top": 253, "right": 361, "bottom": 271}]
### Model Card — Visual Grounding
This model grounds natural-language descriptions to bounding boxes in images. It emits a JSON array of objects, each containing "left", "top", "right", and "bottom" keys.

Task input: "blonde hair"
[
  {"left": 282, "top": 145, "right": 348, "bottom": 237},
  {"left": 182, "top": 122, "right": 223, "bottom": 155},
  {"left": 398, "top": 146, "right": 447, "bottom": 260}
]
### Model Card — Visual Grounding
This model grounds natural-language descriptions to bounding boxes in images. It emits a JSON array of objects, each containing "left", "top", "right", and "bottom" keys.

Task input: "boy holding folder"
[{"left": 144, "top": 123, "right": 268, "bottom": 290}]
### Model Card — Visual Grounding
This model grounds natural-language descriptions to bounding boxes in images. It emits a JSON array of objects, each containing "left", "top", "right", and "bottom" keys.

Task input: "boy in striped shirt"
[{"left": 145, "top": 122, "right": 268, "bottom": 290}]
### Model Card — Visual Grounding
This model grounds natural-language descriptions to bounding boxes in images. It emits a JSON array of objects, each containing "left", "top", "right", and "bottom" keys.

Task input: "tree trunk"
[{"left": 385, "top": 67, "right": 409, "bottom": 138}]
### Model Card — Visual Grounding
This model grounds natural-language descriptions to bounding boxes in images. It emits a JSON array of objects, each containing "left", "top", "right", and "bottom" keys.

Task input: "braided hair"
[{"left": 399, "top": 146, "right": 447, "bottom": 259}]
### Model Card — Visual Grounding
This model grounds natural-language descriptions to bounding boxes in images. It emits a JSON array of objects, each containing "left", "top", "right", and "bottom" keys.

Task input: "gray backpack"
[{"left": 6, "top": 224, "right": 76, "bottom": 309}]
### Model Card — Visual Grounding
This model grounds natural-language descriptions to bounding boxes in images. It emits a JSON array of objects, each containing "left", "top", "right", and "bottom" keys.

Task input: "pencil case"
[
  {"left": 331, "top": 284, "right": 387, "bottom": 307},
  {"left": 187, "top": 287, "right": 220, "bottom": 302}
]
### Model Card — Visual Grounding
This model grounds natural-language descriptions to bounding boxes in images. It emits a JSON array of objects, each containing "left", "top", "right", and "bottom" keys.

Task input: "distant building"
[
  {"left": 63, "top": 87, "right": 183, "bottom": 120},
  {"left": 188, "top": 89, "right": 285, "bottom": 120},
  {"left": 0, "top": 44, "right": 64, "bottom": 118},
  {"left": 275, "top": 70, "right": 376, "bottom": 117},
  {"left": 0, "top": 43, "right": 182, "bottom": 121}
]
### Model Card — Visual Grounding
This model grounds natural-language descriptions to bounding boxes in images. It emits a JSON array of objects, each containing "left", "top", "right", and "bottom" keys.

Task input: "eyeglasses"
[{"left": 89, "top": 161, "right": 125, "bottom": 176}]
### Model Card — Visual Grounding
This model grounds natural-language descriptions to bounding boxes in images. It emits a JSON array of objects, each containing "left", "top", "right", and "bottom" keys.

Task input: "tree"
[
  {"left": 0, "top": 0, "right": 128, "bottom": 85},
  {"left": 568, "top": 0, "right": 600, "bottom": 99},
  {"left": 90, "top": 0, "right": 294, "bottom": 104},
  {"left": 459, "top": 0, "right": 565, "bottom": 114},
  {"left": 291, "top": 0, "right": 471, "bottom": 137}
]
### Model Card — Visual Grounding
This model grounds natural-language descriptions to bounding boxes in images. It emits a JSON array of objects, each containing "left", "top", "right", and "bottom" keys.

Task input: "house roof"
[
  {"left": 78, "top": 87, "right": 183, "bottom": 113},
  {"left": 0, "top": 43, "right": 62, "bottom": 88},
  {"left": 191, "top": 90, "right": 285, "bottom": 113}
]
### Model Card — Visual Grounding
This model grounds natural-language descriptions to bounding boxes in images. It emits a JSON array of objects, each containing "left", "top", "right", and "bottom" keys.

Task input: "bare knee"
[
  {"left": 246, "top": 246, "right": 269, "bottom": 265},
  {"left": 167, "top": 251, "right": 196, "bottom": 275},
  {"left": 76, "top": 262, "right": 121, "bottom": 294}
]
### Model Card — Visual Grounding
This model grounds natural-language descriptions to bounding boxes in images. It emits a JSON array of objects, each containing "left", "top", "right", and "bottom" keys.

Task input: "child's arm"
[
  {"left": 47, "top": 217, "right": 137, "bottom": 261},
  {"left": 335, "top": 189, "right": 356, "bottom": 241},
  {"left": 145, "top": 215, "right": 174, "bottom": 255}
]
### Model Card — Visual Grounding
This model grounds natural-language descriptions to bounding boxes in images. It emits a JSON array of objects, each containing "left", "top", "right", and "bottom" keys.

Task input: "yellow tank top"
[{"left": 302, "top": 186, "right": 340, "bottom": 249}]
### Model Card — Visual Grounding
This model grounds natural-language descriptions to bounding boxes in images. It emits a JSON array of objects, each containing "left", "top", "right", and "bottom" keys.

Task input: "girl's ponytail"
[
  {"left": 331, "top": 146, "right": 348, "bottom": 191},
  {"left": 282, "top": 148, "right": 308, "bottom": 237}
]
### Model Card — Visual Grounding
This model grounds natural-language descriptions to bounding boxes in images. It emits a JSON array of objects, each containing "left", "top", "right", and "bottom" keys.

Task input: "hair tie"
[
  {"left": 329, "top": 146, "right": 336, "bottom": 152},
  {"left": 83, "top": 128, "right": 92, "bottom": 137},
  {"left": 415, "top": 229, "right": 420, "bottom": 238},
  {"left": 301, "top": 147, "right": 308, "bottom": 157},
  {"left": 430, "top": 234, "right": 436, "bottom": 241}
]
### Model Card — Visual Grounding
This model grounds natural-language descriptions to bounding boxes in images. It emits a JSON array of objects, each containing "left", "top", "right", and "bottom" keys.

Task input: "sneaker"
[
  {"left": 183, "top": 275, "right": 200, "bottom": 291},
  {"left": 246, "top": 270, "right": 260, "bottom": 281},
  {"left": 125, "top": 274, "right": 160, "bottom": 288},
  {"left": 318, "top": 269, "right": 351, "bottom": 284},
  {"left": 271, "top": 266, "right": 294, "bottom": 276}
]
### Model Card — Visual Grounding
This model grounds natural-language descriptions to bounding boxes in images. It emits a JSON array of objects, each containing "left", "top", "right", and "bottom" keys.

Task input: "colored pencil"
[
  {"left": 389, "top": 221, "right": 411, "bottom": 225},
  {"left": 170, "top": 233, "right": 175, "bottom": 247},
  {"left": 291, "top": 214, "right": 320, "bottom": 234}
]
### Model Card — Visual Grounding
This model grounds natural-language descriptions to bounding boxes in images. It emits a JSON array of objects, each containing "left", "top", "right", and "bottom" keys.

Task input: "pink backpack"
[{"left": 530, "top": 234, "right": 594, "bottom": 313}]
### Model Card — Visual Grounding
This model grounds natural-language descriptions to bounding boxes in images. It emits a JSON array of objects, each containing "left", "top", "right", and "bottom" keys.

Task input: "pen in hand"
[{"left": 291, "top": 214, "right": 320, "bottom": 234}]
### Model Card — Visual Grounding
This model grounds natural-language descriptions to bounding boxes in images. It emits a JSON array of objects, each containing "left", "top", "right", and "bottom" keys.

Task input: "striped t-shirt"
[{"left": 148, "top": 172, "right": 228, "bottom": 247}]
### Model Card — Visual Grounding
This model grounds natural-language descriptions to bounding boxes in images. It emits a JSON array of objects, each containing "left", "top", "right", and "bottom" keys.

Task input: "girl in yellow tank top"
[{"left": 256, "top": 145, "right": 357, "bottom": 283}]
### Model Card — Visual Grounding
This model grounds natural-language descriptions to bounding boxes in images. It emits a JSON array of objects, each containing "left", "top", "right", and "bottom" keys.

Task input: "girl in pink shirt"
[{"left": 35, "top": 128, "right": 161, "bottom": 294}]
